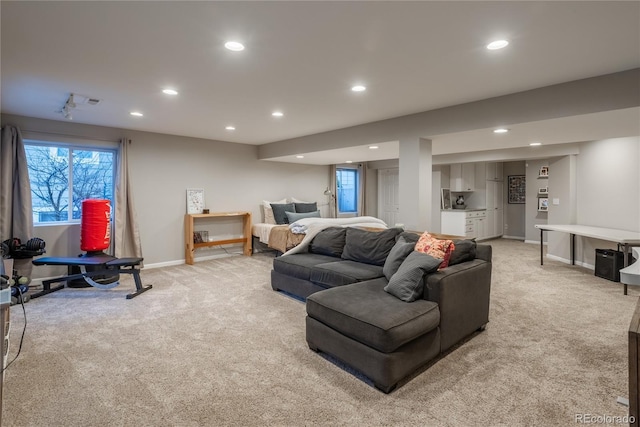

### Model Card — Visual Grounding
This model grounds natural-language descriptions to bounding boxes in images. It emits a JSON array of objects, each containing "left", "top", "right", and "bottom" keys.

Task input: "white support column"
[{"left": 398, "top": 137, "right": 432, "bottom": 231}]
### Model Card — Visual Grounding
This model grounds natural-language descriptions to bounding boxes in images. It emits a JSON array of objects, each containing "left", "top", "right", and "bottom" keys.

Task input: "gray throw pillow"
[
  {"left": 270, "top": 203, "right": 296, "bottom": 224},
  {"left": 448, "top": 239, "right": 477, "bottom": 266},
  {"left": 294, "top": 202, "right": 318, "bottom": 213},
  {"left": 285, "top": 210, "right": 321, "bottom": 223},
  {"left": 309, "top": 227, "right": 347, "bottom": 257},
  {"left": 341, "top": 227, "right": 402, "bottom": 266},
  {"left": 384, "top": 251, "right": 442, "bottom": 302},
  {"left": 383, "top": 236, "right": 415, "bottom": 280}
]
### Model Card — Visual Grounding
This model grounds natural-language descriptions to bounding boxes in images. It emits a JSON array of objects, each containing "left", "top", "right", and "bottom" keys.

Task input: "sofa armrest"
[
  {"left": 475, "top": 244, "right": 492, "bottom": 262},
  {"left": 424, "top": 258, "right": 492, "bottom": 351}
]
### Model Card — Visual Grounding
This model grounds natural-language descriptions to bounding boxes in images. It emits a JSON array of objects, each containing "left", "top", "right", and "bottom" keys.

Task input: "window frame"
[
  {"left": 24, "top": 138, "right": 118, "bottom": 226},
  {"left": 336, "top": 165, "right": 360, "bottom": 217}
]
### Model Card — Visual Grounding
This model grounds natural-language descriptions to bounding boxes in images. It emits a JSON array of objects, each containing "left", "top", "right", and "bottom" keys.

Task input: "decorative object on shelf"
[
  {"left": 508, "top": 175, "right": 526, "bottom": 204},
  {"left": 538, "top": 186, "right": 548, "bottom": 195},
  {"left": 538, "top": 197, "right": 549, "bottom": 212},
  {"left": 186, "top": 188, "right": 205, "bottom": 214},
  {"left": 441, "top": 188, "right": 451, "bottom": 209},
  {"left": 539, "top": 166, "right": 549, "bottom": 177},
  {"left": 453, "top": 195, "right": 466, "bottom": 210},
  {"left": 193, "top": 230, "right": 209, "bottom": 243}
]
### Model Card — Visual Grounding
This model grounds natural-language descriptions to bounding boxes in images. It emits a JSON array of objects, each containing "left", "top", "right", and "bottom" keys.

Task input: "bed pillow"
[
  {"left": 341, "top": 227, "right": 402, "bottom": 266},
  {"left": 270, "top": 203, "right": 296, "bottom": 224},
  {"left": 383, "top": 236, "right": 416, "bottom": 280},
  {"left": 294, "top": 202, "right": 318, "bottom": 213},
  {"left": 414, "top": 232, "right": 455, "bottom": 269},
  {"left": 262, "top": 198, "right": 287, "bottom": 224},
  {"left": 309, "top": 227, "right": 347, "bottom": 257},
  {"left": 286, "top": 210, "right": 321, "bottom": 223},
  {"left": 384, "top": 251, "right": 442, "bottom": 302}
]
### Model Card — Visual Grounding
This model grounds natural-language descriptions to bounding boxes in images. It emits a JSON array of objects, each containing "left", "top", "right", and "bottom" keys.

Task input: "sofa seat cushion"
[
  {"left": 307, "top": 278, "right": 440, "bottom": 353},
  {"left": 310, "top": 261, "right": 384, "bottom": 288},
  {"left": 273, "top": 253, "right": 341, "bottom": 281}
]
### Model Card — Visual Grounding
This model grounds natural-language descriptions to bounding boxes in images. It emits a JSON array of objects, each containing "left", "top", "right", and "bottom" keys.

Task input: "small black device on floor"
[{"left": 595, "top": 249, "right": 636, "bottom": 282}]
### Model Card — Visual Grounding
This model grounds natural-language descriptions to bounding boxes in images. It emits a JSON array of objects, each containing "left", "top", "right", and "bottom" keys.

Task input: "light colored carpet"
[{"left": 3, "top": 239, "right": 638, "bottom": 426}]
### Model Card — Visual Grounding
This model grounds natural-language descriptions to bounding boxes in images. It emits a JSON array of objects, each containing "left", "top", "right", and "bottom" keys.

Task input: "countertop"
[{"left": 441, "top": 208, "right": 486, "bottom": 212}]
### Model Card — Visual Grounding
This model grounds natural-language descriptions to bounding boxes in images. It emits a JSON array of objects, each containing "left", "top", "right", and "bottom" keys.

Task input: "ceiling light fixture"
[
  {"left": 345, "top": 160, "right": 353, "bottom": 164},
  {"left": 162, "top": 89, "right": 178, "bottom": 95},
  {"left": 529, "top": 142, "right": 542, "bottom": 146},
  {"left": 272, "top": 111, "right": 284, "bottom": 117},
  {"left": 487, "top": 40, "right": 509, "bottom": 50},
  {"left": 296, "top": 155, "right": 304, "bottom": 159},
  {"left": 130, "top": 111, "right": 143, "bottom": 117},
  {"left": 225, "top": 41, "right": 245, "bottom": 51},
  {"left": 493, "top": 128, "right": 509, "bottom": 134},
  {"left": 351, "top": 85, "right": 366, "bottom": 92},
  {"left": 369, "top": 145, "right": 379, "bottom": 150},
  {"left": 225, "top": 126, "right": 236, "bottom": 131}
]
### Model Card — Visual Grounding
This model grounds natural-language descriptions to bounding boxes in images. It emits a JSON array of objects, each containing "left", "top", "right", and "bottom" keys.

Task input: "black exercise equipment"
[{"left": 31, "top": 255, "right": 151, "bottom": 299}]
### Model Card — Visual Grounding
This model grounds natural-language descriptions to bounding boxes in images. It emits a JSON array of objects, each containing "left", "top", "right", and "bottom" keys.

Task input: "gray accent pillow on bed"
[
  {"left": 270, "top": 203, "right": 295, "bottom": 224},
  {"left": 384, "top": 251, "right": 442, "bottom": 302},
  {"left": 309, "top": 227, "right": 347, "bottom": 257},
  {"left": 294, "top": 202, "right": 318, "bottom": 213},
  {"left": 382, "top": 236, "right": 415, "bottom": 280},
  {"left": 286, "top": 210, "right": 321, "bottom": 223},
  {"left": 341, "top": 227, "right": 402, "bottom": 266}
]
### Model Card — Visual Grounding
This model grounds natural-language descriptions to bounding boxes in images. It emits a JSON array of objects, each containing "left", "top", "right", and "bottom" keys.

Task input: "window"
[
  {"left": 24, "top": 141, "right": 117, "bottom": 224},
  {"left": 336, "top": 167, "right": 359, "bottom": 214}
]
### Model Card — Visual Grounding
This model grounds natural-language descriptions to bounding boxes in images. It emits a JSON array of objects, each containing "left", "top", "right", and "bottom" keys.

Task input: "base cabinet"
[{"left": 441, "top": 210, "right": 487, "bottom": 239}]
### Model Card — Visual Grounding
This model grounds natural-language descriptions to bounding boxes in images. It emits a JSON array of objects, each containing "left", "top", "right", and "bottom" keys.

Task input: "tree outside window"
[{"left": 24, "top": 143, "right": 116, "bottom": 223}]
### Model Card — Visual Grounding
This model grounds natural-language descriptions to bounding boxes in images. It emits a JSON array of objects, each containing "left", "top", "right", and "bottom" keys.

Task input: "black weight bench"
[{"left": 32, "top": 256, "right": 152, "bottom": 299}]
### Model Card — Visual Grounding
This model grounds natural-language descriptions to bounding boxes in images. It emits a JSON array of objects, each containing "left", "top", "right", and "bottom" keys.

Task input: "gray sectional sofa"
[{"left": 270, "top": 226, "right": 492, "bottom": 393}]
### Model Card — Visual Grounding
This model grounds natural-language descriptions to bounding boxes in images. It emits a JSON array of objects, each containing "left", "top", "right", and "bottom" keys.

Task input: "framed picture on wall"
[
  {"left": 186, "top": 188, "right": 205, "bottom": 214},
  {"left": 538, "top": 187, "right": 548, "bottom": 195},
  {"left": 508, "top": 175, "right": 526, "bottom": 204},
  {"left": 539, "top": 166, "right": 549, "bottom": 177},
  {"left": 538, "top": 197, "right": 549, "bottom": 212},
  {"left": 441, "top": 188, "right": 451, "bottom": 209}
]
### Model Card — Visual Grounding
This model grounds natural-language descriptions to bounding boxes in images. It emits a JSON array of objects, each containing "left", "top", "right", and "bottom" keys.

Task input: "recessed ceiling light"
[
  {"left": 351, "top": 85, "right": 366, "bottom": 92},
  {"left": 529, "top": 142, "right": 542, "bottom": 146},
  {"left": 162, "top": 89, "right": 178, "bottom": 95},
  {"left": 487, "top": 40, "right": 509, "bottom": 50},
  {"left": 225, "top": 126, "right": 236, "bottom": 131},
  {"left": 272, "top": 111, "right": 284, "bottom": 117},
  {"left": 296, "top": 155, "right": 304, "bottom": 159},
  {"left": 225, "top": 41, "right": 245, "bottom": 51},
  {"left": 345, "top": 160, "right": 353, "bottom": 164},
  {"left": 130, "top": 111, "right": 143, "bottom": 117},
  {"left": 369, "top": 145, "right": 379, "bottom": 150},
  {"left": 493, "top": 128, "right": 509, "bottom": 134}
]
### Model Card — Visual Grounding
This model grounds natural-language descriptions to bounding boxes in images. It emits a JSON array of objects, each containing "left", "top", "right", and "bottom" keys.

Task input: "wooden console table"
[{"left": 184, "top": 212, "right": 252, "bottom": 265}]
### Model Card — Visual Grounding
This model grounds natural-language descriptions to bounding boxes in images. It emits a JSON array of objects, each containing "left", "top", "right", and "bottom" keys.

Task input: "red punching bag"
[{"left": 81, "top": 199, "right": 111, "bottom": 252}]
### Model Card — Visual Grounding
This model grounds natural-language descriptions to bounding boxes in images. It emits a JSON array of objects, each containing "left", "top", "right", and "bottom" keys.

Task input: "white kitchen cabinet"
[
  {"left": 441, "top": 210, "right": 487, "bottom": 239},
  {"left": 450, "top": 163, "right": 475, "bottom": 191},
  {"left": 485, "top": 162, "right": 503, "bottom": 181}
]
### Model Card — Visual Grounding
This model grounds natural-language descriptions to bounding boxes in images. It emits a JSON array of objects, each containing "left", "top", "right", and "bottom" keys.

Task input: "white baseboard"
[
  {"left": 502, "top": 235, "right": 525, "bottom": 240},
  {"left": 545, "top": 253, "right": 595, "bottom": 270},
  {"left": 524, "top": 240, "right": 547, "bottom": 245},
  {"left": 144, "top": 251, "right": 243, "bottom": 270}
]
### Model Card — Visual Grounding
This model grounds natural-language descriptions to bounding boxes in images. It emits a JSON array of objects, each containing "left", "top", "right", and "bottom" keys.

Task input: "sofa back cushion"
[
  {"left": 341, "top": 227, "right": 402, "bottom": 266},
  {"left": 448, "top": 239, "right": 477, "bottom": 266},
  {"left": 309, "top": 227, "right": 347, "bottom": 257}
]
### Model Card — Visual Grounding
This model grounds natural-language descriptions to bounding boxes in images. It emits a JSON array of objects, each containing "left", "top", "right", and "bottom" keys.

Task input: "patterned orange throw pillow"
[{"left": 414, "top": 232, "right": 455, "bottom": 269}]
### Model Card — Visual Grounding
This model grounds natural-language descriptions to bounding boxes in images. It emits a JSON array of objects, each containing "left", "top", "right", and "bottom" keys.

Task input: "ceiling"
[{"left": 2, "top": 1, "right": 639, "bottom": 164}]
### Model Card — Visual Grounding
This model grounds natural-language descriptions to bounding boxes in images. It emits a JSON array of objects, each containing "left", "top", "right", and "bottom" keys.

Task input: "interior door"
[{"left": 378, "top": 168, "right": 399, "bottom": 227}]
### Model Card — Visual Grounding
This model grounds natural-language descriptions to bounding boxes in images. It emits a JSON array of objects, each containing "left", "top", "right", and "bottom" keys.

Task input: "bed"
[{"left": 252, "top": 223, "right": 306, "bottom": 253}]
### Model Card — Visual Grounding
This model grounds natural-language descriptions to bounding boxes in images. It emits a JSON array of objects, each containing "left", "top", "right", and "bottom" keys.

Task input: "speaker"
[{"left": 595, "top": 249, "right": 634, "bottom": 282}]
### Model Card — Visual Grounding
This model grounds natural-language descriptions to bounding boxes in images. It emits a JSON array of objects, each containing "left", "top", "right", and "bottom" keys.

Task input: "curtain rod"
[{"left": 20, "top": 128, "right": 122, "bottom": 143}]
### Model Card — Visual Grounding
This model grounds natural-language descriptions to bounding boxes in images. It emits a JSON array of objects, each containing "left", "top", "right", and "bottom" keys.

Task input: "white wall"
[{"left": 2, "top": 114, "right": 329, "bottom": 278}]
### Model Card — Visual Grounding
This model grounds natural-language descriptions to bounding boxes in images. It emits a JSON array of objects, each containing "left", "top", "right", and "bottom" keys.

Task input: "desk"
[
  {"left": 184, "top": 212, "right": 252, "bottom": 265},
  {"left": 535, "top": 224, "right": 640, "bottom": 294}
]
